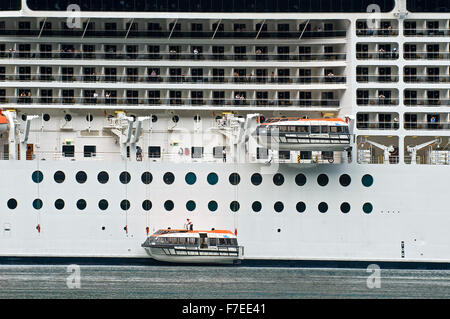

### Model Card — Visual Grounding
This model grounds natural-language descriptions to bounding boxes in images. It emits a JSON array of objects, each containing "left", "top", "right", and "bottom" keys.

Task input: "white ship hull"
[{"left": 1, "top": 161, "right": 449, "bottom": 266}]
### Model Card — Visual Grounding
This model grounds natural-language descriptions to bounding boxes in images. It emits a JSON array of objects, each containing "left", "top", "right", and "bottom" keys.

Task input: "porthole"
[
  {"left": 295, "top": 173, "right": 306, "bottom": 186},
  {"left": 141, "top": 172, "right": 153, "bottom": 184},
  {"left": 230, "top": 201, "right": 240, "bottom": 212},
  {"left": 43, "top": 114, "right": 50, "bottom": 121},
  {"left": 33, "top": 198, "right": 43, "bottom": 210},
  {"left": 76, "top": 171, "right": 87, "bottom": 184},
  {"left": 362, "top": 174, "right": 374, "bottom": 187},
  {"left": 252, "top": 201, "right": 262, "bottom": 212},
  {"left": 363, "top": 203, "right": 373, "bottom": 214},
  {"left": 54, "top": 199, "right": 65, "bottom": 210},
  {"left": 142, "top": 200, "right": 152, "bottom": 211},
  {"left": 339, "top": 174, "right": 351, "bottom": 187},
  {"left": 32, "top": 170, "right": 44, "bottom": 183},
  {"left": 163, "top": 172, "right": 175, "bottom": 185},
  {"left": 296, "top": 202, "right": 306, "bottom": 213},
  {"left": 119, "top": 171, "right": 131, "bottom": 184},
  {"left": 53, "top": 171, "right": 65, "bottom": 183},
  {"left": 65, "top": 114, "right": 72, "bottom": 122},
  {"left": 7, "top": 198, "right": 17, "bottom": 210},
  {"left": 318, "top": 202, "right": 328, "bottom": 213},
  {"left": 97, "top": 171, "right": 109, "bottom": 184},
  {"left": 164, "top": 200, "right": 174, "bottom": 211},
  {"left": 340, "top": 202, "right": 351, "bottom": 214},
  {"left": 120, "top": 199, "right": 130, "bottom": 211},
  {"left": 274, "top": 201, "right": 284, "bottom": 213},
  {"left": 172, "top": 115, "right": 179, "bottom": 123},
  {"left": 86, "top": 114, "right": 93, "bottom": 122},
  {"left": 98, "top": 199, "right": 109, "bottom": 211},
  {"left": 151, "top": 115, "right": 158, "bottom": 122},
  {"left": 185, "top": 172, "right": 197, "bottom": 185},
  {"left": 21, "top": 114, "right": 27, "bottom": 121},
  {"left": 317, "top": 174, "right": 329, "bottom": 187},
  {"left": 273, "top": 173, "right": 284, "bottom": 186},
  {"left": 229, "top": 173, "right": 240, "bottom": 185},
  {"left": 76, "top": 199, "right": 87, "bottom": 210},
  {"left": 186, "top": 200, "right": 196, "bottom": 212},
  {"left": 208, "top": 201, "right": 218, "bottom": 212},
  {"left": 207, "top": 172, "right": 218, "bottom": 185},
  {"left": 251, "top": 173, "right": 262, "bottom": 186}
]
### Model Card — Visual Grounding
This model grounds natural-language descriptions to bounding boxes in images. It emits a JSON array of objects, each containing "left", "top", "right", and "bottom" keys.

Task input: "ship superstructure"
[{"left": 0, "top": 0, "right": 449, "bottom": 267}]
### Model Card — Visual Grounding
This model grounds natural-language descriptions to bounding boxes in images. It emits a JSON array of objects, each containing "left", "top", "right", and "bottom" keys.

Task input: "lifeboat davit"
[
  {"left": 253, "top": 117, "right": 351, "bottom": 151},
  {"left": 0, "top": 110, "right": 7, "bottom": 133},
  {"left": 141, "top": 228, "right": 244, "bottom": 264}
]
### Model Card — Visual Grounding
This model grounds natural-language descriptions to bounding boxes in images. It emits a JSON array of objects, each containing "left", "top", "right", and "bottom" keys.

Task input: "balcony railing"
[
  {"left": 356, "top": 75, "right": 399, "bottom": 83},
  {"left": 0, "top": 74, "right": 347, "bottom": 85},
  {"left": 404, "top": 99, "right": 450, "bottom": 106},
  {"left": 404, "top": 29, "right": 450, "bottom": 37},
  {"left": 0, "top": 50, "right": 347, "bottom": 62},
  {"left": 403, "top": 52, "right": 450, "bottom": 60},
  {"left": 356, "top": 121, "right": 400, "bottom": 130},
  {"left": 403, "top": 75, "right": 450, "bottom": 83},
  {"left": 357, "top": 98, "right": 399, "bottom": 106},
  {"left": 0, "top": 96, "right": 341, "bottom": 108},
  {"left": 404, "top": 121, "right": 450, "bottom": 130},
  {"left": 356, "top": 28, "right": 399, "bottom": 37},
  {"left": 356, "top": 51, "right": 399, "bottom": 60},
  {"left": 0, "top": 29, "right": 347, "bottom": 39}
]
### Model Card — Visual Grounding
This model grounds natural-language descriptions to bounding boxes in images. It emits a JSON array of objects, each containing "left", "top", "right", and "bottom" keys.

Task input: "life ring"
[
  {"left": 178, "top": 147, "right": 183, "bottom": 155},
  {"left": 328, "top": 158, "right": 334, "bottom": 163}
]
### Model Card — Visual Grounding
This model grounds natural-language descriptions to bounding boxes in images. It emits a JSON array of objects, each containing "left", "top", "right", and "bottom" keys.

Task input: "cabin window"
[
  {"left": 297, "top": 126, "right": 309, "bottom": 133},
  {"left": 218, "top": 238, "right": 226, "bottom": 245},
  {"left": 321, "top": 126, "right": 329, "bottom": 133},
  {"left": 311, "top": 126, "right": 320, "bottom": 133},
  {"left": 209, "top": 238, "right": 217, "bottom": 246}
]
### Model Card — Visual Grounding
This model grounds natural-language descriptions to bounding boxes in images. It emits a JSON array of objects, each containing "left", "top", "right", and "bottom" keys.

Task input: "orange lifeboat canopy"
[{"left": 0, "top": 110, "right": 8, "bottom": 133}]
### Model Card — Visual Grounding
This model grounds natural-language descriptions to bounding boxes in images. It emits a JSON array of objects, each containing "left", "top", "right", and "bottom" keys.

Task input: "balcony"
[
  {"left": 0, "top": 95, "right": 341, "bottom": 109},
  {"left": 0, "top": 73, "right": 347, "bottom": 85},
  {"left": 0, "top": 49, "right": 347, "bottom": 62}
]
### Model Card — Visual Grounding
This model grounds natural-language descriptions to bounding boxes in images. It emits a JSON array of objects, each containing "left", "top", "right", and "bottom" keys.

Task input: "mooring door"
[{"left": 26, "top": 144, "right": 33, "bottom": 160}]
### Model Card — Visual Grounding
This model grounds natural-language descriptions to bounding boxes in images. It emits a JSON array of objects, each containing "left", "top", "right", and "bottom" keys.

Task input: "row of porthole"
[
  {"left": 32, "top": 170, "right": 375, "bottom": 188},
  {"left": 24, "top": 114, "right": 204, "bottom": 124},
  {"left": 6, "top": 198, "right": 374, "bottom": 214}
]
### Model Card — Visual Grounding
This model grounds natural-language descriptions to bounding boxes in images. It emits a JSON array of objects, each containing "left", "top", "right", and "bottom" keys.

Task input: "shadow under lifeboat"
[{"left": 253, "top": 117, "right": 351, "bottom": 152}]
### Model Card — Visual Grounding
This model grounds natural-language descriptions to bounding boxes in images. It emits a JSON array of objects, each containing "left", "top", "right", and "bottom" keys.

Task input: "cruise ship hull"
[{"left": 1, "top": 161, "right": 449, "bottom": 267}]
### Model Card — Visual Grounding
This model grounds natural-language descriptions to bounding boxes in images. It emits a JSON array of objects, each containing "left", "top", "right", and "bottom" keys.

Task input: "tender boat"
[
  {"left": 141, "top": 229, "right": 244, "bottom": 264},
  {"left": 254, "top": 117, "right": 352, "bottom": 152}
]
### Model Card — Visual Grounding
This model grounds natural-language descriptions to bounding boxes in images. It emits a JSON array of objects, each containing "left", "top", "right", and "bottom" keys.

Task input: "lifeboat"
[
  {"left": 253, "top": 117, "right": 351, "bottom": 151},
  {"left": 141, "top": 229, "right": 244, "bottom": 264},
  {"left": 0, "top": 110, "right": 7, "bottom": 133}
]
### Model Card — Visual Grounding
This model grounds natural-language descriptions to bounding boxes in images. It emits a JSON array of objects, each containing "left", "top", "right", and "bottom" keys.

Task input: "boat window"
[
  {"left": 279, "top": 126, "right": 287, "bottom": 132},
  {"left": 311, "top": 126, "right": 320, "bottom": 133},
  {"left": 343, "top": 127, "right": 349, "bottom": 133},
  {"left": 209, "top": 238, "right": 217, "bottom": 246},
  {"left": 336, "top": 126, "right": 343, "bottom": 133},
  {"left": 218, "top": 238, "right": 226, "bottom": 245},
  {"left": 168, "top": 237, "right": 177, "bottom": 244},
  {"left": 321, "top": 126, "right": 329, "bottom": 133},
  {"left": 288, "top": 126, "right": 296, "bottom": 132},
  {"left": 231, "top": 239, "right": 238, "bottom": 246},
  {"left": 225, "top": 238, "right": 232, "bottom": 245},
  {"left": 297, "top": 126, "right": 309, "bottom": 133},
  {"left": 330, "top": 126, "right": 338, "bottom": 133}
]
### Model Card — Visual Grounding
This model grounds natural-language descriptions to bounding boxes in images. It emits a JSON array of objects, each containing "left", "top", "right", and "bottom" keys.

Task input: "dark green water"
[{"left": 0, "top": 265, "right": 449, "bottom": 299}]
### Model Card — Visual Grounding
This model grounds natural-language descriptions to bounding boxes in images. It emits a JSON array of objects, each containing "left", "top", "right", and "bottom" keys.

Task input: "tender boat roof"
[{"left": 152, "top": 229, "right": 235, "bottom": 237}]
